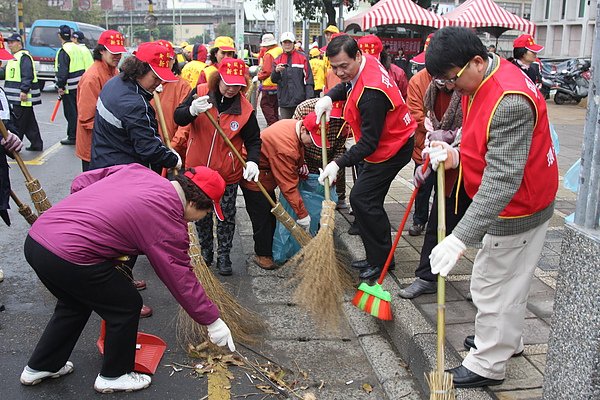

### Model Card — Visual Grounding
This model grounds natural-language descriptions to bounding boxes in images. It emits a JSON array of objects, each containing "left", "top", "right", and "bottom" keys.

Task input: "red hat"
[
  {"left": 330, "top": 100, "right": 343, "bottom": 119},
  {"left": 154, "top": 39, "right": 175, "bottom": 59},
  {"left": 0, "top": 33, "right": 15, "bottom": 61},
  {"left": 358, "top": 35, "right": 383, "bottom": 57},
  {"left": 513, "top": 34, "right": 544, "bottom": 53},
  {"left": 184, "top": 167, "right": 226, "bottom": 221},
  {"left": 98, "top": 30, "right": 127, "bottom": 54},
  {"left": 192, "top": 43, "right": 207, "bottom": 62},
  {"left": 134, "top": 42, "right": 178, "bottom": 82},
  {"left": 411, "top": 33, "right": 434, "bottom": 65},
  {"left": 218, "top": 58, "right": 247, "bottom": 86},
  {"left": 302, "top": 112, "right": 330, "bottom": 149}
]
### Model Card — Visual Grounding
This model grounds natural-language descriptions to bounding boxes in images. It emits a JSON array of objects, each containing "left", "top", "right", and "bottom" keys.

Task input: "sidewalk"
[{"left": 334, "top": 101, "right": 584, "bottom": 399}]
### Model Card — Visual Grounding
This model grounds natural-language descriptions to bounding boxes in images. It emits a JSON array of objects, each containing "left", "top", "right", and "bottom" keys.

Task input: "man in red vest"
[
  {"left": 424, "top": 27, "right": 558, "bottom": 388},
  {"left": 315, "top": 34, "right": 416, "bottom": 280}
]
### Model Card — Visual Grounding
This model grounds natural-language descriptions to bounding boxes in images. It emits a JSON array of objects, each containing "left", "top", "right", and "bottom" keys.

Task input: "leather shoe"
[
  {"left": 140, "top": 305, "right": 153, "bottom": 318},
  {"left": 25, "top": 146, "right": 43, "bottom": 151},
  {"left": 217, "top": 255, "right": 233, "bottom": 276},
  {"left": 254, "top": 255, "right": 277, "bottom": 270},
  {"left": 133, "top": 280, "right": 146, "bottom": 290},
  {"left": 398, "top": 278, "right": 437, "bottom": 299},
  {"left": 351, "top": 259, "right": 395, "bottom": 271},
  {"left": 348, "top": 223, "right": 359, "bottom": 235},
  {"left": 447, "top": 365, "right": 504, "bottom": 388},
  {"left": 464, "top": 335, "right": 524, "bottom": 357},
  {"left": 60, "top": 138, "right": 76, "bottom": 145},
  {"left": 408, "top": 223, "right": 425, "bottom": 236}
]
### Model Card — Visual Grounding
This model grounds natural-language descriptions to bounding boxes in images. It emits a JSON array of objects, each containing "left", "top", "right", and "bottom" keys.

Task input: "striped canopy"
[
  {"left": 345, "top": 0, "right": 449, "bottom": 31},
  {"left": 444, "top": 0, "right": 536, "bottom": 37}
]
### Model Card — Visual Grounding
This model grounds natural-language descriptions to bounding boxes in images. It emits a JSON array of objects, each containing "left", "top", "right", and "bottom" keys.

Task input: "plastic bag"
[
  {"left": 272, "top": 174, "right": 338, "bottom": 264},
  {"left": 563, "top": 158, "right": 581, "bottom": 193},
  {"left": 550, "top": 123, "right": 560, "bottom": 155}
]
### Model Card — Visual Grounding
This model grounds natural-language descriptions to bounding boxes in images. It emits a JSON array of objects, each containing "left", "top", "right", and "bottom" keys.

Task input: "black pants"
[
  {"left": 12, "top": 105, "right": 43, "bottom": 149},
  {"left": 415, "top": 177, "right": 472, "bottom": 281},
  {"left": 24, "top": 235, "right": 141, "bottom": 377},
  {"left": 62, "top": 91, "right": 78, "bottom": 141},
  {"left": 350, "top": 136, "right": 414, "bottom": 267},
  {"left": 82, "top": 160, "right": 90, "bottom": 172},
  {"left": 412, "top": 162, "right": 435, "bottom": 225},
  {"left": 241, "top": 186, "right": 276, "bottom": 257}
]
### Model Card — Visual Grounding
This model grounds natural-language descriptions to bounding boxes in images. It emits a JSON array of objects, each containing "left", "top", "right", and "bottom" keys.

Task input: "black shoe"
[
  {"left": 447, "top": 365, "right": 504, "bottom": 388},
  {"left": 217, "top": 255, "right": 232, "bottom": 276},
  {"left": 60, "top": 138, "right": 76, "bottom": 145},
  {"left": 398, "top": 278, "right": 437, "bottom": 299},
  {"left": 201, "top": 248, "right": 213, "bottom": 266},
  {"left": 348, "top": 223, "right": 359, "bottom": 235},
  {"left": 359, "top": 265, "right": 382, "bottom": 280},
  {"left": 464, "top": 335, "right": 524, "bottom": 357},
  {"left": 351, "top": 259, "right": 369, "bottom": 269},
  {"left": 25, "top": 146, "right": 43, "bottom": 151},
  {"left": 408, "top": 223, "right": 425, "bottom": 236}
]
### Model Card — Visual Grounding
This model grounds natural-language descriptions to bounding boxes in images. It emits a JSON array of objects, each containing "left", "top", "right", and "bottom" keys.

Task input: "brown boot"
[
  {"left": 140, "top": 305, "right": 153, "bottom": 318},
  {"left": 254, "top": 255, "right": 277, "bottom": 270}
]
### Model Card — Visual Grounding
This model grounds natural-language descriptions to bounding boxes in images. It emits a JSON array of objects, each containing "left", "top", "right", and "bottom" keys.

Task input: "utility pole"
[
  {"left": 145, "top": 0, "right": 158, "bottom": 41},
  {"left": 16, "top": 0, "right": 25, "bottom": 40},
  {"left": 235, "top": 0, "right": 244, "bottom": 56}
]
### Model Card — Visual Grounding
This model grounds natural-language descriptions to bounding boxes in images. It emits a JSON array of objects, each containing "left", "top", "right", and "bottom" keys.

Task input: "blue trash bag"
[
  {"left": 563, "top": 158, "right": 581, "bottom": 193},
  {"left": 272, "top": 174, "right": 338, "bottom": 264},
  {"left": 550, "top": 123, "right": 560, "bottom": 155}
]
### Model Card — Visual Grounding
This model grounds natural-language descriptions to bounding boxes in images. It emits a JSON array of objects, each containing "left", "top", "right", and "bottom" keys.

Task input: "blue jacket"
[{"left": 90, "top": 75, "right": 178, "bottom": 170}]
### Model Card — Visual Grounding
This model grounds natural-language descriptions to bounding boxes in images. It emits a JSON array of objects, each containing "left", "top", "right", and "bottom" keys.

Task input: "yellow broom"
[
  {"left": 286, "top": 114, "right": 352, "bottom": 330},
  {"left": 9, "top": 190, "right": 38, "bottom": 225},
  {"left": 425, "top": 162, "right": 455, "bottom": 399},
  {"left": 0, "top": 120, "right": 52, "bottom": 214},
  {"left": 153, "top": 92, "right": 266, "bottom": 349}
]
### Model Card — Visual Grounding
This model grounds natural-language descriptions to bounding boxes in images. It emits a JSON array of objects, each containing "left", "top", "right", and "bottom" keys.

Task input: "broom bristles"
[
  {"left": 25, "top": 179, "right": 51, "bottom": 214},
  {"left": 426, "top": 371, "right": 455, "bottom": 400},
  {"left": 352, "top": 283, "right": 393, "bottom": 320}
]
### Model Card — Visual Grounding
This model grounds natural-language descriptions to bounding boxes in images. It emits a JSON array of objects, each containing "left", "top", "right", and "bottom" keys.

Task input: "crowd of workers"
[{"left": 0, "top": 22, "right": 556, "bottom": 394}]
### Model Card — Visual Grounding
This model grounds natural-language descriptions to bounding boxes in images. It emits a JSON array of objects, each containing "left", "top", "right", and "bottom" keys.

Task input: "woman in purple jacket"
[{"left": 19, "top": 164, "right": 235, "bottom": 393}]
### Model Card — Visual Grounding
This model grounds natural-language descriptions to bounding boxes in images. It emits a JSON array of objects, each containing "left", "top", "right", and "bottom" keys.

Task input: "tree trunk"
[{"left": 323, "top": 0, "right": 337, "bottom": 27}]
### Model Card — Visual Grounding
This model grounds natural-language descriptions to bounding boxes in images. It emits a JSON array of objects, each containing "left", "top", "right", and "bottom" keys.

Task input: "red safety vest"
[
  {"left": 460, "top": 58, "right": 558, "bottom": 218},
  {"left": 343, "top": 54, "right": 416, "bottom": 163}
]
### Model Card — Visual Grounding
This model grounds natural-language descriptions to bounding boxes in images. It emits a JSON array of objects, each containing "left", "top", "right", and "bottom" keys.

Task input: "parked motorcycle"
[{"left": 551, "top": 59, "right": 591, "bottom": 105}]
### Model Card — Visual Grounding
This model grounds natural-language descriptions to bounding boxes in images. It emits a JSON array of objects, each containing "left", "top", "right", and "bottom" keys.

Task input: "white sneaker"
[
  {"left": 20, "top": 361, "right": 74, "bottom": 385},
  {"left": 0, "top": 269, "right": 4, "bottom": 282},
  {"left": 94, "top": 372, "right": 151, "bottom": 393}
]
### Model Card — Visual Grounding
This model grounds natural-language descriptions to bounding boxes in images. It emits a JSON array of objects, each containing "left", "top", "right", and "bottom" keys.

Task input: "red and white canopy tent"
[
  {"left": 344, "top": 0, "right": 450, "bottom": 32},
  {"left": 443, "top": 0, "right": 536, "bottom": 38}
]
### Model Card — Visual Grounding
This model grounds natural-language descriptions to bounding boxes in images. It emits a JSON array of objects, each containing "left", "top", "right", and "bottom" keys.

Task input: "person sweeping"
[{"left": 20, "top": 164, "right": 235, "bottom": 393}]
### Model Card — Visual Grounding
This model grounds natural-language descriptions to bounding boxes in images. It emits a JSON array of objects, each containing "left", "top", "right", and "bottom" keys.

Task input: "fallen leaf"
[
  {"left": 362, "top": 383, "right": 373, "bottom": 393},
  {"left": 303, "top": 393, "right": 317, "bottom": 400}
]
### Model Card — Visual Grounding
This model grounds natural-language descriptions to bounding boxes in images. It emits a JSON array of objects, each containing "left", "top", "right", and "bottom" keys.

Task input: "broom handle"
[
  {"left": 204, "top": 111, "right": 277, "bottom": 208},
  {"left": 320, "top": 114, "right": 330, "bottom": 201},
  {"left": 376, "top": 158, "right": 430, "bottom": 285},
  {"left": 0, "top": 119, "right": 35, "bottom": 182},
  {"left": 152, "top": 91, "right": 179, "bottom": 177},
  {"left": 436, "top": 162, "right": 446, "bottom": 375}
]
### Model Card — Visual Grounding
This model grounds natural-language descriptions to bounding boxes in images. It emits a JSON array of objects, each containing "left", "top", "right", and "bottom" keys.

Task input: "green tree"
[
  {"left": 0, "top": 0, "right": 104, "bottom": 29},
  {"left": 214, "top": 23, "right": 233, "bottom": 38}
]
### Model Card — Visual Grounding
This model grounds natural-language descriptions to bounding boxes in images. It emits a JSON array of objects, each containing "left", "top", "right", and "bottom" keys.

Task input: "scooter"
[{"left": 552, "top": 59, "right": 591, "bottom": 105}]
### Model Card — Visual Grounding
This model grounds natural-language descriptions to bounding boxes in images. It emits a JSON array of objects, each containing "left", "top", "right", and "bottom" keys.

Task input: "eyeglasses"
[{"left": 434, "top": 60, "right": 471, "bottom": 86}]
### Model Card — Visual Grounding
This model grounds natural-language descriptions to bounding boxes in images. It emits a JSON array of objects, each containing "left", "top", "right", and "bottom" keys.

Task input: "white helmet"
[{"left": 280, "top": 31, "right": 296, "bottom": 43}]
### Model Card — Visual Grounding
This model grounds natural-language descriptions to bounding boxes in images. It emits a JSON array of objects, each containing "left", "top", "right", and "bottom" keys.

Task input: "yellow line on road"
[{"left": 8, "top": 142, "right": 63, "bottom": 166}]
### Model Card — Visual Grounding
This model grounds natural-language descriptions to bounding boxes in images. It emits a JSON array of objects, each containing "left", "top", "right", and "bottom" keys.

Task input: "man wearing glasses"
[{"left": 424, "top": 27, "right": 558, "bottom": 388}]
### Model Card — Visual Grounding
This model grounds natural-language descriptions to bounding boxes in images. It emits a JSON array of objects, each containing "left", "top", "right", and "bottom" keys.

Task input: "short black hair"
[
  {"left": 208, "top": 47, "right": 219, "bottom": 64},
  {"left": 92, "top": 44, "right": 106, "bottom": 61},
  {"left": 425, "top": 27, "right": 487, "bottom": 78},
  {"left": 513, "top": 47, "right": 528, "bottom": 60},
  {"left": 120, "top": 56, "right": 152, "bottom": 81},
  {"left": 326, "top": 34, "right": 360, "bottom": 59},
  {"left": 174, "top": 172, "right": 213, "bottom": 211}
]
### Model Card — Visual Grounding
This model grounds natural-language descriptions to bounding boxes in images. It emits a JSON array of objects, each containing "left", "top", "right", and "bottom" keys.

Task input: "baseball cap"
[
  {"left": 358, "top": 35, "right": 383, "bottom": 57},
  {"left": 302, "top": 112, "right": 330, "bottom": 149},
  {"left": 0, "top": 33, "right": 15, "bottom": 61},
  {"left": 218, "top": 57, "right": 247, "bottom": 86},
  {"left": 513, "top": 34, "right": 544, "bottom": 53},
  {"left": 309, "top": 47, "right": 321, "bottom": 58},
  {"left": 97, "top": 30, "right": 127, "bottom": 54},
  {"left": 192, "top": 43, "right": 207, "bottom": 62},
  {"left": 324, "top": 25, "right": 340, "bottom": 34},
  {"left": 4, "top": 33, "right": 22, "bottom": 42},
  {"left": 214, "top": 36, "right": 235, "bottom": 52},
  {"left": 134, "top": 42, "right": 178, "bottom": 82},
  {"left": 155, "top": 39, "right": 175, "bottom": 59},
  {"left": 260, "top": 33, "right": 277, "bottom": 47},
  {"left": 184, "top": 167, "right": 226, "bottom": 221},
  {"left": 280, "top": 31, "right": 295, "bottom": 43},
  {"left": 58, "top": 25, "right": 71, "bottom": 39},
  {"left": 73, "top": 31, "right": 85, "bottom": 40},
  {"left": 410, "top": 33, "right": 434, "bottom": 65}
]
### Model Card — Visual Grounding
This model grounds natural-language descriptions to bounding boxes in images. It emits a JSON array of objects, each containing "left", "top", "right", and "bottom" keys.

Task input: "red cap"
[
  {"left": 358, "top": 35, "right": 383, "bottom": 57},
  {"left": 134, "top": 42, "right": 178, "bottom": 82},
  {"left": 513, "top": 34, "right": 544, "bottom": 53},
  {"left": 154, "top": 39, "right": 175, "bottom": 59},
  {"left": 0, "top": 33, "right": 15, "bottom": 61},
  {"left": 193, "top": 44, "right": 207, "bottom": 62},
  {"left": 98, "top": 30, "right": 127, "bottom": 54},
  {"left": 302, "top": 112, "right": 330, "bottom": 149},
  {"left": 330, "top": 100, "right": 344, "bottom": 119},
  {"left": 410, "top": 33, "right": 434, "bottom": 65},
  {"left": 218, "top": 58, "right": 247, "bottom": 86},
  {"left": 184, "top": 167, "right": 226, "bottom": 221}
]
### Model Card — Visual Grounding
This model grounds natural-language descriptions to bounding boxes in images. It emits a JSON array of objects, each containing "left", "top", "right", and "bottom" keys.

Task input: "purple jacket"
[{"left": 28, "top": 164, "right": 219, "bottom": 325}]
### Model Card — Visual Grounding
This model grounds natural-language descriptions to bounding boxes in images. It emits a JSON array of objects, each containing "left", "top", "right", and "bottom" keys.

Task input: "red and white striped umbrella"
[
  {"left": 345, "top": 0, "right": 449, "bottom": 31},
  {"left": 444, "top": 0, "right": 536, "bottom": 36}
]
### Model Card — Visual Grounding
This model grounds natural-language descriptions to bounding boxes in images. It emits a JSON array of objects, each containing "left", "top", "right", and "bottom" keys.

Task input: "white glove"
[
  {"left": 1, "top": 130, "right": 24, "bottom": 153},
  {"left": 425, "top": 141, "right": 459, "bottom": 170},
  {"left": 189, "top": 95, "right": 213, "bottom": 116},
  {"left": 252, "top": 75, "right": 259, "bottom": 83},
  {"left": 429, "top": 234, "right": 467, "bottom": 277},
  {"left": 171, "top": 149, "right": 182, "bottom": 169},
  {"left": 424, "top": 115, "right": 434, "bottom": 132},
  {"left": 207, "top": 318, "right": 236, "bottom": 352},
  {"left": 318, "top": 161, "right": 340, "bottom": 185},
  {"left": 314, "top": 96, "right": 333, "bottom": 123},
  {"left": 154, "top": 84, "right": 164, "bottom": 93},
  {"left": 243, "top": 161, "right": 259, "bottom": 182},
  {"left": 296, "top": 215, "right": 311, "bottom": 232}
]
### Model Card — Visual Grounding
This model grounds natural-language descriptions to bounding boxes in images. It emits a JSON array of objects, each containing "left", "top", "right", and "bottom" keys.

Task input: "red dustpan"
[{"left": 96, "top": 320, "right": 167, "bottom": 374}]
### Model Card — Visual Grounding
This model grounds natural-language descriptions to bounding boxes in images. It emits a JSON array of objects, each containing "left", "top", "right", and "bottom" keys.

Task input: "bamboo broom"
[
  {"left": 9, "top": 190, "right": 37, "bottom": 225},
  {"left": 286, "top": 114, "right": 352, "bottom": 330},
  {"left": 425, "top": 162, "right": 455, "bottom": 399},
  {"left": 153, "top": 92, "right": 265, "bottom": 348},
  {"left": 0, "top": 120, "right": 51, "bottom": 214}
]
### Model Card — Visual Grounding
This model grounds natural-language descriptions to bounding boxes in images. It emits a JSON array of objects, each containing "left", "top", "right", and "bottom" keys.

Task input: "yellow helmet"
[
  {"left": 309, "top": 48, "right": 321, "bottom": 58},
  {"left": 179, "top": 41, "right": 189, "bottom": 48}
]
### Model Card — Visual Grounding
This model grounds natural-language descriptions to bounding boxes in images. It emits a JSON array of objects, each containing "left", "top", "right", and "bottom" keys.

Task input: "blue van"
[{"left": 25, "top": 19, "right": 105, "bottom": 88}]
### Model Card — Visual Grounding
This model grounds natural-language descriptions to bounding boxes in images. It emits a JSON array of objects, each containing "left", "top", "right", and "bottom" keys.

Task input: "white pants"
[{"left": 462, "top": 221, "right": 549, "bottom": 380}]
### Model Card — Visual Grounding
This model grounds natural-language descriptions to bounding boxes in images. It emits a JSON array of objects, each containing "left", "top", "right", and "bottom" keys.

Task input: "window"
[
  {"left": 30, "top": 27, "right": 63, "bottom": 48},
  {"left": 578, "top": 0, "right": 586, "bottom": 17},
  {"left": 545, "top": 0, "right": 551, "bottom": 19}
]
